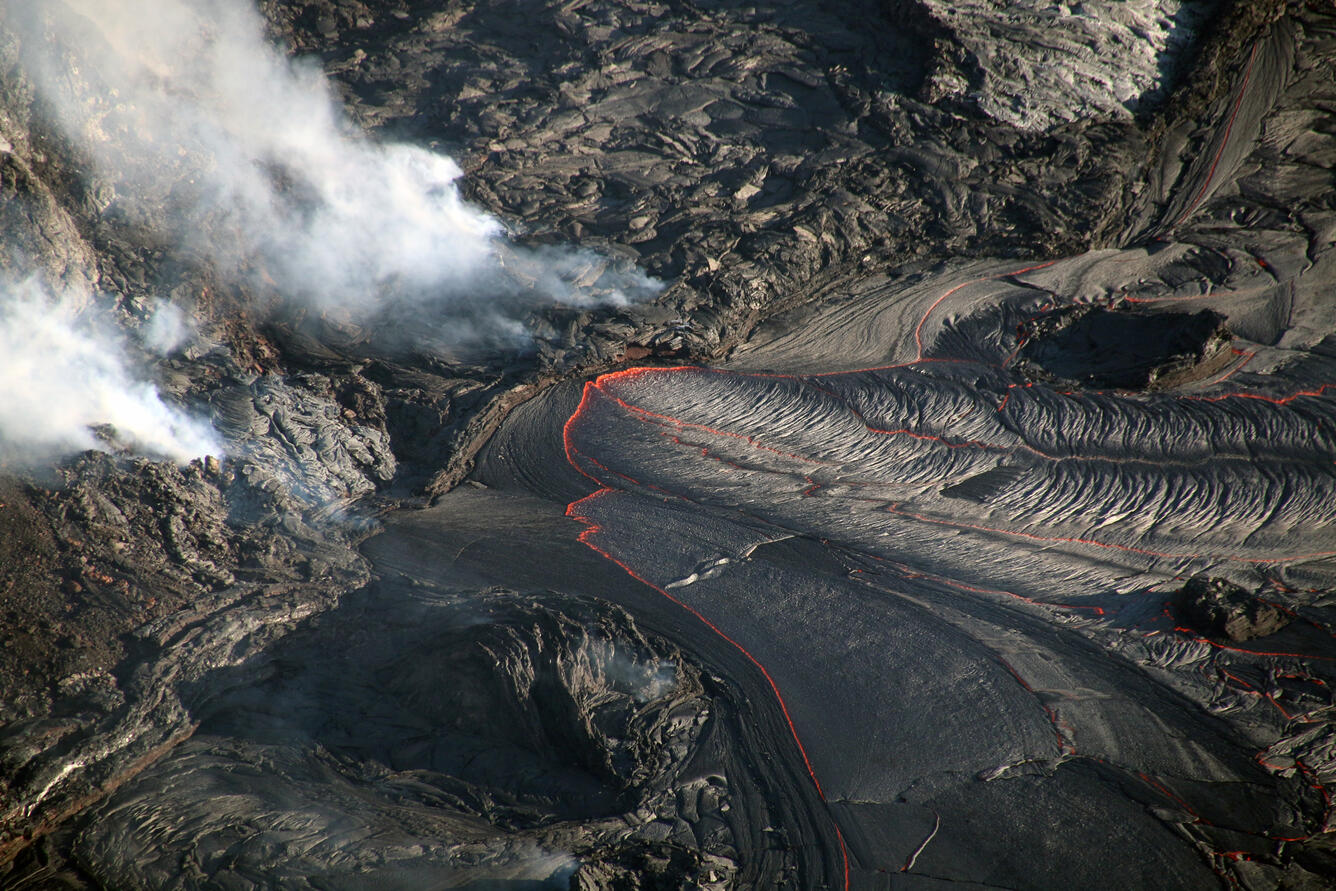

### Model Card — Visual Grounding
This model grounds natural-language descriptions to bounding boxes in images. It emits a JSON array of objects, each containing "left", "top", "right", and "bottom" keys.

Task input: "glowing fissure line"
[
  {"left": 583, "top": 371, "right": 1336, "bottom": 568},
  {"left": 995, "top": 655, "right": 1075, "bottom": 755},
  {"left": 1135, "top": 769, "right": 1202, "bottom": 818},
  {"left": 1099, "top": 753, "right": 1327, "bottom": 866},
  {"left": 565, "top": 491, "right": 827, "bottom": 794},
  {"left": 1099, "top": 752, "right": 1330, "bottom": 850},
  {"left": 559, "top": 226, "right": 1334, "bottom": 871},
  {"left": 901, "top": 812, "right": 940, "bottom": 873},
  {"left": 726, "top": 356, "right": 981, "bottom": 382},
  {"left": 562, "top": 385, "right": 851, "bottom": 889},
  {"left": 1172, "top": 627, "right": 1336, "bottom": 662},
  {"left": 1218, "top": 667, "right": 1293, "bottom": 720},
  {"left": 1261, "top": 599, "right": 1336, "bottom": 642},
  {"left": 1209, "top": 349, "right": 1257, "bottom": 387},
  {"left": 702, "top": 261, "right": 1059, "bottom": 380},
  {"left": 912, "top": 261, "right": 1060, "bottom": 360},
  {"left": 1173, "top": 41, "right": 1261, "bottom": 229},
  {"left": 828, "top": 389, "right": 1013, "bottom": 453},
  {"left": 845, "top": 559, "right": 1096, "bottom": 792},
  {"left": 570, "top": 447, "right": 1079, "bottom": 874},
  {"left": 565, "top": 361, "right": 1332, "bottom": 870},
  {"left": 1122, "top": 292, "right": 1224, "bottom": 305},
  {"left": 599, "top": 385, "right": 831, "bottom": 468},
  {"left": 578, "top": 446, "right": 644, "bottom": 488},
  {"left": 734, "top": 246, "right": 1331, "bottom": 416},
  {"left": 1276, "top": 671, "right": 1329, "bottom": 688},
  {"left": 732, "top": 332, "right": 1323, "bottom": 423},
  {"left": 564, "top": 492, "right": 852, "bottom": 887},
  {"left": 612, "top": 358, "right": 1336, "bottom": 477},
  {"left": 1121, "top": 281, "right": 1271, "bottom": 305},
  {"left": 1187, "top": 382, "right": 1336, "bottom": 406},
  {"left": 622, "top": 366, "right": 1060, "bottom": 464},
  {"left": 1297, "top": 760, "right": 1334, "bottom": 809},
  {"left": 918, "top": 570, "right": 1104, "bottom": 615}
]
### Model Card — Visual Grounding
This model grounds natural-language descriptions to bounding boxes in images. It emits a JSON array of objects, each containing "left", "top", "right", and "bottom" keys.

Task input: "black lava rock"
[{"left": 1175, "top": 577, "right": 1292, "bottom": 642}]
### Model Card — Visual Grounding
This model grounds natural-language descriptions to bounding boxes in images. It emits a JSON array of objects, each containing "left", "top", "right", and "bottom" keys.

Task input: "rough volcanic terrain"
[{"left": 2, "top": 0, "right": 1336, "bottom": 888}]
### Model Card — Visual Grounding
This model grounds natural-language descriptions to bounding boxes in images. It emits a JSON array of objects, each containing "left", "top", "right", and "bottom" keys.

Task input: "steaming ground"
[
  {"left": 7, "top": 0, "right": 657, "bottom": 356},
  {"left": 0, "top": 279, "right": 220, "bottom": 463},
  {"left": 0, "top": 0, "right": 669, "bottom": 470},
  {"left": 4, "top": 0, "right": 1336, "bottom": 888}
]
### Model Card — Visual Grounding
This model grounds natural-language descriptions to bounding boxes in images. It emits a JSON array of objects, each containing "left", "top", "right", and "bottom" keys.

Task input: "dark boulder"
[{"left": 1175, "top": 577, "right": 1291, "bottom": 641}]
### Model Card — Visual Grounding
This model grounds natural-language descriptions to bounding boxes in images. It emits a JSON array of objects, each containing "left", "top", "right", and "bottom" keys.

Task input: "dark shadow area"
[
  {"left": 65, "top": 581, "right": 740, "bottom": 887},
  {"left": 183, "top": 584, "right": 699, "bottom": 827},
  {"left": 1016, "top": 305, "right": 1232, "bottom": 389}
]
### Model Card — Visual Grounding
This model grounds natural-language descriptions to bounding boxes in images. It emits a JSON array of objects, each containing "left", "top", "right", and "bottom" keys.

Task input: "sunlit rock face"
[{"left": 918, "top": 0, "right": 1223, "bottom": 128}]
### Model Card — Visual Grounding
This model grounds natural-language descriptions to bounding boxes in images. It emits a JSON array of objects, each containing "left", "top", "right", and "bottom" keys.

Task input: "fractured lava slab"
[{"left": 554, "top": 307, "right": 1336, "bottom": 885}]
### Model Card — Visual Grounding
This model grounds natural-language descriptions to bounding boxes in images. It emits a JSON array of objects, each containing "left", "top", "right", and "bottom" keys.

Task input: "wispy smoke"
[
  {"left": 142, "top": 301, "right": 193, "bottom": 356},
  {"left": 9, "top": 0, "right": 657, "bottom": 349},
  {"left": 589, "top": 638, "right": 678, "bottom": 704},
  {"left": 0, "top": 278, "right": 221, "bottom": 463}
]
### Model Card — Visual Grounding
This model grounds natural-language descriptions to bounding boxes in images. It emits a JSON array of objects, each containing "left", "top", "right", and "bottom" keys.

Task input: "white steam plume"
[
  {"left": 7, "top": 0, "right": 657, "bottom": 347},
  {"left": 0, "top": 279, "right": 221, "bottom": 463}
]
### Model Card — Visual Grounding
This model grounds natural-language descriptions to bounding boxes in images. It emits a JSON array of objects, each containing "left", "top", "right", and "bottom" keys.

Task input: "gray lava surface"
[{"left": 2, "top": 1, "right": 1336, "bottom": 889}]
